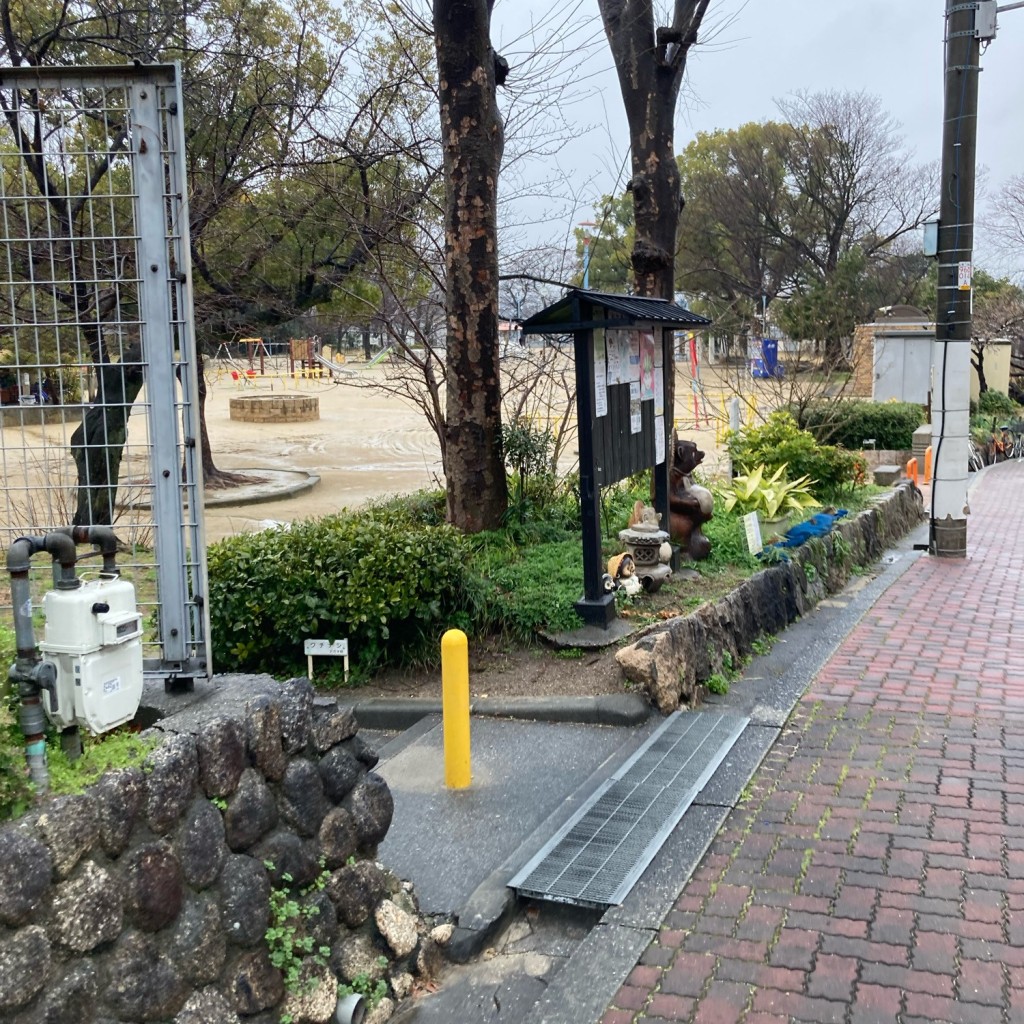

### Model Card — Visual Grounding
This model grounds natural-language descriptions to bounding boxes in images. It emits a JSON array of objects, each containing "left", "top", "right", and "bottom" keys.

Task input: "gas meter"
[{"left": 37, "top": 573, "right": 145, "bottom": 734}]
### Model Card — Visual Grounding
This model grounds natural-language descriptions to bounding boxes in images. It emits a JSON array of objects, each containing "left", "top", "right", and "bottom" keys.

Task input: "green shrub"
[
  {"left": 726, "top": 412, "right": 865, "bottom": 494},
  {"left": 502, "top": 417, "right": 554, "bottom": 523},
  {"left": 0, "top": 625, "right": 32, "bottom": 820},
  {"left": 365, "top": 489, "right": 447, "bottom": 527},
  {"left": 800, "top": 400, "right": 925, "bottom": 450},
  {"left": 207, "top": 513, "right": 474, "bottom": 678},
  {"left": 977, "top": 389, "right": 1017, "bottom": 418},
  {"left": 0, "top": 701, "right": 32, "bottom": 821}
]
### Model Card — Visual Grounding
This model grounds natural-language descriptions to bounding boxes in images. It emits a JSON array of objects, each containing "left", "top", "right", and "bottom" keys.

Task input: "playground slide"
[
  {"left": 312, "top": 351, "right": 358, "bottom": 377},
  {"left": 364, "top": 344, "right": 393, "bottom": 367}
]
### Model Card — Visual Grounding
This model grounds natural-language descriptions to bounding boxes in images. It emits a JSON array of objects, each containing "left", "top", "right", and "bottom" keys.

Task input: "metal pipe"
[
  {"left": 334, "top": 993, "right": 366, "bottom": 1024},
  {"left": 5, "top": 529, "right": 90, "bottom": 795},
  {"left": 52, "top": 525, "right": 119, "bottom": 574}
]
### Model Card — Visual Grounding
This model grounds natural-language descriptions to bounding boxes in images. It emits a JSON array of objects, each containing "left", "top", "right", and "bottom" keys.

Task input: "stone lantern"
[{"left": 617, "top": 506, "right": 672, "bottom": 592}]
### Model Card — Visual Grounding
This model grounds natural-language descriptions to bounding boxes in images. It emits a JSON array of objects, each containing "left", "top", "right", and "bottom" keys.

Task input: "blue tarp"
[{"left": 759, "top": 510, "right": 848, "bottom": 560}]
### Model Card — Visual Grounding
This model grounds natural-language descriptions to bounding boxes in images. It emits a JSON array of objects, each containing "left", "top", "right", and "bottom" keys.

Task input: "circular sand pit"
[{"left": 229, "top": 393, "right": 319, "bottom": 423}]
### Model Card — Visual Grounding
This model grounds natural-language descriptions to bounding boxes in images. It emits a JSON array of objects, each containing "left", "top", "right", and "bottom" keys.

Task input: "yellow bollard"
[
  {"left": 441, "top": 628, "right": 471, "bottom": 789},
  {"left": 924, "top": 445, "right": 933, "bottom": 483},
  {"left": 906, "top": 457, "right": 918, "bottom": 487}
]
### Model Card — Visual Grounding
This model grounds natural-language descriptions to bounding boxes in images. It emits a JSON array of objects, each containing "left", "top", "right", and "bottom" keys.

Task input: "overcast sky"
[{"left": 492, "top": 0, "right": 1024, "bottom": 274}]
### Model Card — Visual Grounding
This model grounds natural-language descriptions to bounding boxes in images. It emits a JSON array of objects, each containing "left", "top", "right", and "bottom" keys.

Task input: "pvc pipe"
[
  {"left": 441, "top": 628, "right": 471, "bottom": 789},
  {"left": 334, "top": 993, "right": 365, "bottom": 1024}
]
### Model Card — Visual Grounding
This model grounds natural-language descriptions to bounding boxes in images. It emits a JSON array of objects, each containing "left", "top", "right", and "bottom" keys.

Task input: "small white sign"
[
  {"left": 304, "top": 639, "right": 348, "bottom": 656},
  {"left": 743, "top": 512, "right": 763, "bottom": 555},
  {"left": 304, "top": 638, "right": 350, "bottom": 683},
  {"left": 102, "top": 677, "right": 122, "bottom": 696},
  {"left": 958, "top": 261, "right": 972, "bottom": 291},
  {"left": 655, "top": 415, "right": 666, "bottom": 464}
]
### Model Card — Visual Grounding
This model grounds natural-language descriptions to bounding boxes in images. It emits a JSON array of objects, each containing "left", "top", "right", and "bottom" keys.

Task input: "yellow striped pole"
[{"left": 441, "top": 629, "right": 471, "bottom": 788}]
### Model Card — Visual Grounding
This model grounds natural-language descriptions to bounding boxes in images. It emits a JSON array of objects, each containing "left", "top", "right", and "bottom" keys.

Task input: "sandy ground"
[
  {"left": 201, "top": 366, "right": 445, "bottom": 542},
  {"left": 199, "top": 356, "right": 740, "bottom": 543}
]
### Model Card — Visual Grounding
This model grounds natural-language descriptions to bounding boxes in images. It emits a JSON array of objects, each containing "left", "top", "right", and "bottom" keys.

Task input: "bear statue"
[{"left": 669, "top": 438, "right": 713, "bottom": 561}]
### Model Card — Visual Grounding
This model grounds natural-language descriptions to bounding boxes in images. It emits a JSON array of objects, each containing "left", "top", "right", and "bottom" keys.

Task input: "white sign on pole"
[
  {"left": 304, "top": 638, "right": 349, "bottom": 682},
  {"left": 958, "top": 261, "right": 972, "bottom": 291},
  {"left": 743, "top": 512, "right": 763, "bottom": 555}
]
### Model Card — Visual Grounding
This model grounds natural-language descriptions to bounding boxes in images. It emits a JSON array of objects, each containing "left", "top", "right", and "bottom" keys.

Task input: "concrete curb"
[{"left": 353, "top": 692, "right": 651, "bottom": 731}]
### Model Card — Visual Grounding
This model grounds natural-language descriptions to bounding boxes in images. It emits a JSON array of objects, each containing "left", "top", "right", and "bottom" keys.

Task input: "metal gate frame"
[{"left": 0, "top": 63, "right": 210, "bottom": 686}]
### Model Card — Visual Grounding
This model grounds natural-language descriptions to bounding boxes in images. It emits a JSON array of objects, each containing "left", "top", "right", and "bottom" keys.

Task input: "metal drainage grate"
[{"left": 508, "top": 711, "right": 748, "bottom": 908}]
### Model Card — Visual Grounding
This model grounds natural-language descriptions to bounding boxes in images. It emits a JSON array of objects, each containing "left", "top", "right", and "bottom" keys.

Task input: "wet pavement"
[{"left": 355, "top": 464, "right": 989, "bottom": 1024}]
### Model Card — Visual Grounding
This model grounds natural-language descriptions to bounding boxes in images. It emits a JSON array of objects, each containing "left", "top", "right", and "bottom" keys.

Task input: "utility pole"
[{"left": 930, "top": 0, "right": 989, "bottom": 555}]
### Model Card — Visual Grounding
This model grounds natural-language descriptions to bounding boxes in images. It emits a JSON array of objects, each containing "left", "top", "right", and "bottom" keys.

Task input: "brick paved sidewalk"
[{"left": 602, "top": 463, "right": 1024, "bottom": 1024}]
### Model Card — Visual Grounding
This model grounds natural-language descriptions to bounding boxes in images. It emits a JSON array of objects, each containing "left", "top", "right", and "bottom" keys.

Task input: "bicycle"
[
  {"left": 996, "top": 424, "right": 1021, "bottom": 461},
  {"left": 968, "top": 437, "right": 985, "bottom": 472}
]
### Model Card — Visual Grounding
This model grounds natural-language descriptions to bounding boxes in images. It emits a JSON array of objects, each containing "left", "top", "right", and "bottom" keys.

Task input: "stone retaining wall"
[
  {"left": 0, "top": 679, "right": 441, "bottom": 1024},
  {"left": 617, "top": 484, "right": 924, "bottom": 712},
  {"left": 229, "top": 395, "right": 320, "bottom": 423}
]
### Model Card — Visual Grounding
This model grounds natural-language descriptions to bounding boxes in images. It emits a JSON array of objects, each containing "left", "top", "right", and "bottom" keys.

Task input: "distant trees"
[
  {"left": 0, "top": 0, "right": 440, "bottom": 502},
  {"left": 585, "top": 91, "right": 936, "bottom": 367}
]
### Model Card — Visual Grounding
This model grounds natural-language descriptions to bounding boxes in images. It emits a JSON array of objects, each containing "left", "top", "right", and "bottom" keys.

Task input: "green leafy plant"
[
  {"left": 728, "top": 411, "right": 866, "bottom": 494},
  {"left": 46, "top": 728, "right": 158, "bottom": 797},
  {"left": 264, "top": 861, "right": 333, "bottom": 1012},
  {"left": 717, "top": 464, "right": 821, "bottom": 520},
  {"left": 832, "top": 531, "right": 852, "bottom": 568},
  {"left": 501, "top": 416, "right": 555, "bottom": 523},
  {"left": 0, "top": 695, "right": 32, "bottom": 822},
  {"left": 338, "top": 956, "right": 390, "bottom": 1010},
  {"left": 706, "top": 673, "right": 730, "bottom": 695}
]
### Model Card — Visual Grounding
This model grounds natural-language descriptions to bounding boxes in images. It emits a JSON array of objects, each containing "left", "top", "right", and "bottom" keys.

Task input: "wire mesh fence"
[{"left": 0, "top": 63, "right": 209, "bottom": 685}]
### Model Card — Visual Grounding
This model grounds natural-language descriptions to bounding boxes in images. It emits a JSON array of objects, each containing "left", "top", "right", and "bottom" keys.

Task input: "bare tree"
[
  {"left": 989, "top": 174, "right": 1024, "bottom": 277},
  {"left": 772, "top": 91, "right": 936, "bottom": 366}
]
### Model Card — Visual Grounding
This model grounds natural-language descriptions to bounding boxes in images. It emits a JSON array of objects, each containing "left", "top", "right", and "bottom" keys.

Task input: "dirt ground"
[{"left": 199, "top": 355, "right": 738, "bottom": 542}]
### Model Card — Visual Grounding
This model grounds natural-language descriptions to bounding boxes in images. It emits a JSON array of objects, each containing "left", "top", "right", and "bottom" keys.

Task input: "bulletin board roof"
[{"left": 521, "top": 289, "right": 712, "bottom": 335}]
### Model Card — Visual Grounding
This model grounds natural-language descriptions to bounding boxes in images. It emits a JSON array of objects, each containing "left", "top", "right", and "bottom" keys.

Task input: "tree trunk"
[
  {"left": 362, "top": 327, "right": 371, "bottom": 361},
  {"left": 434, "top": 0, "right": 508, "bottom": 532},
  {"left": 70, "top": 351, "right": 145, "bottom": 526},
  {"left": 973, "top": 345, "right": 988, "bottom": 395},
  {"left": 599, "top": 0, "right": 709, "bottom": 453}
]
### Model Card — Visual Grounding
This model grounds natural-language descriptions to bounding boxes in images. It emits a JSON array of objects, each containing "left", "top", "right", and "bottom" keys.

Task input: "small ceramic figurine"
[
  {"left": 606, "top": 552, "right": 642, "bottom": 595},
  {"left": 669, "top": 438, "right": 714, "bottom": 561}
]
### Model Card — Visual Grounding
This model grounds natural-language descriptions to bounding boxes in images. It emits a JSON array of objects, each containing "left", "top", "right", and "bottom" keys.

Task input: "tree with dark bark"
[
  {"left": 433, "top": 0, "right": 508, "bottom": 532},
  {"left": 598, "top": 0, "right": 710, "bottom": 301}
]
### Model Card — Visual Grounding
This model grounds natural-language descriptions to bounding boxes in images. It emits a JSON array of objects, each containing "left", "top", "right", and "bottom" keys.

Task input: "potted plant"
[{"left": 717, "top": 463, "right": 821, "bottom": 536}]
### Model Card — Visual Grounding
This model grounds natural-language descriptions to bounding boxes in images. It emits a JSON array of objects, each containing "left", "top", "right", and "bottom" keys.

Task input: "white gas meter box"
[{"left": 38, "top": 574, "right": 145, "bottom": 734}]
